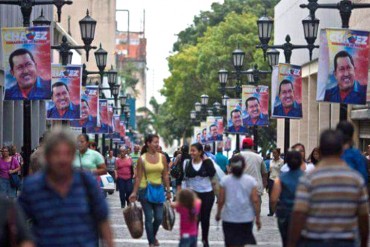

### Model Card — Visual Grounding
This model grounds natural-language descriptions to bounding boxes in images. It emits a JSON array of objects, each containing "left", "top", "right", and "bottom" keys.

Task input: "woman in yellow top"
[{"left": 129, "top": 134, "right": 171, "bottom": 247}]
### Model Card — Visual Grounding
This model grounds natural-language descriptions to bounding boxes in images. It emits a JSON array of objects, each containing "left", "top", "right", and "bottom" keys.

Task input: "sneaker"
[{"left": 154, "top": 239, "right": 160, "bottom": 246}]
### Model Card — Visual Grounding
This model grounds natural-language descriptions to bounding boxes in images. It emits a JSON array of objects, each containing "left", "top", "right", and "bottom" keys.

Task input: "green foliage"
[{"left": 118, "top": 61, "right": 140, "bottom": 96}]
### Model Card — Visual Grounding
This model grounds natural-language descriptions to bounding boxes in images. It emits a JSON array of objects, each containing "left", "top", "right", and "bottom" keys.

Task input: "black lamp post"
[
  {"left": 0, "top": 0, "right": 72, "bottom": 27},
  {"left": 51, "top": 10, "right": 97, "bottom": 63},
  {"left": 32, "top": 9, "right": 52, "bottom": 26},
  {"left": 256, "top": 13, "right": 319, "bottom": 155}
]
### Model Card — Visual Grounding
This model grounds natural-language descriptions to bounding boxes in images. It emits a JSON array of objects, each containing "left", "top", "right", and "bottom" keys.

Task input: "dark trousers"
[
  {"left": 195, "top": 191, "right": 215, "bottom": 243},
  {"left": 267, "top": 178, "right": 274, "bottom": 215},
  {"left": 117, "top": 178, "right": 133, "bottom": 208},
  {"left": 277, "top": 216, "right": 290, "bottom": 247}
]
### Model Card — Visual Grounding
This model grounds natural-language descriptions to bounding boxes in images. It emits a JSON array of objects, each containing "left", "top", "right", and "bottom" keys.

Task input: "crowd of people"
[{"left": 0, "top": 120, "right": 369, "bottom": 247}]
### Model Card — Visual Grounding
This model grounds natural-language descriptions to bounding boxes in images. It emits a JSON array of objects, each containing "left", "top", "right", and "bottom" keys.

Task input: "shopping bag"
[
  {"left": 210, "top": 159, "right": 225, "bottom": 196},
  {"left": 123, "top": 202, "right": 144, "bottom": 238},
  {"left": 162, "top": 201, "right": 175, "bottom": 231}
]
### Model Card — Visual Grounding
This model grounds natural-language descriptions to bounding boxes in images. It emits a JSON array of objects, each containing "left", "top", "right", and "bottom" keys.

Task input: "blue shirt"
[
  {"left": 47, "top": 103, "right": 80, "bottom": 119},
  {"left": 273, "top": 101, "right": 302, "bottom": 118},
  {"left": 243, "top": 113, "right": 269, "bottom": 126},
  {"left": 264, "top": 159, "right": 271, "bottom": 173},
  {"left": 18, "top": 171, "right": 109, "bottom": 247},
  {"left": 324, "top": 80, "right": 366, "bottom": 104},
  {"left": 4, "top": 77, "right": 51, "bottom": 100},
  {"left": 70, "top": 115, "right": 97, "bottom": 128},
  {"left": 215, "top": 152, "right": 229, "bottom": 173},
  {"left": 205, "top": 151, "right": 216, "bottom": 162},
  {"left": 207, "top": 134, "right": 223, "bottom": 142},
  {"left": 227, "top": 125, "right": 248, "bottom": 134},
  {"left": 341, "top": 147, "right": 369, "bottom": 184}
]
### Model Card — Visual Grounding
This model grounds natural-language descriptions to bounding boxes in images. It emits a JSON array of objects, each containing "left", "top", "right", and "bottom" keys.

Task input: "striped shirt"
[
  {"left": 294, "top": 160, "right": 369, "bottom": 240},
  {"left": 18, "top": 171, "right": 109, "bottom": 247}
]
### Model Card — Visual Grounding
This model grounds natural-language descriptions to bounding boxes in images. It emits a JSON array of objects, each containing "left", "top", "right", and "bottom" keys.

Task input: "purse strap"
[{"left": 142, "top": 154, "right": 148, "bottom": 184}]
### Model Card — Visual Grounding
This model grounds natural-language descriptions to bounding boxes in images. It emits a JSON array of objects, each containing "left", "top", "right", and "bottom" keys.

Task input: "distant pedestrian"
[
  {"left": 215, "top": 146, "right": 229, "bottom": 174},
  {"left": 18, "top": 127, "right": 114, "bottom": 247},
  {"left": 129, "top": 134, "right": 171, "bottom": 247},
  {"left": 216, "top": 155, "right": 261, "bottom": 247},
  {"left": 130, "top": 145, "right": 141, "bottom": 178},
  {"left": 173, "top": 145, "right": 191, "bottom": 191},
  {"left": 178, "top": 143, "right": 216, "bottom": 247},
  {"left": 336, "top": 120, "right": 368, "bottom": 184},
  {"left": 267, "top": 148, "right": 284, "bottom": 216},
  {"left": 106, "top": 149, "right": 116, "bottom": 179},
  {"left": 172, "top": 189, "right": 201, "bottom": 247},
  {"left": 0, "top": 196, "right": 34, "bottom": 247},
  {"left": 115, "top": 147, "right": 133, "bottom": 208},
  {"left": 204, "top": 144, "right": 216, "bottom": 162},
  {"left": 240, "top": 137, "right": 268, "bottom": 206},
  {"left": 280, "top": 143, "right": 314, "bottom": 173},
  {"left": 0, "top": 146, "right": 20, "bottom": 199},
  {"left": 307, "top": 147, "right": 320, "bottom": 166},
  {"left": 270, "top": 150, "right": 303, "bottom": 247},
  {"left": 288, "top": 130, "right": 369, "bottom": 247}
]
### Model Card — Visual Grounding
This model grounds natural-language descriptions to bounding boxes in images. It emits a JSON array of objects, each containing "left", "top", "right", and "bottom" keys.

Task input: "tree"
[{"left": 119, "top": 61, "right": 140, "bottom": 96}]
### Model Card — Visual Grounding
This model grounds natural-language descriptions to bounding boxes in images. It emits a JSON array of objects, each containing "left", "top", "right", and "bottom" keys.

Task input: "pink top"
[
  {"left": 176, "top": 200, "right": 202, "bottom": 237},
  {"left": 0, "top": 158, "right": 19, "bottom": 179},
  {"left": 116, "top": 157, "right": 133, "bottom": 180}
]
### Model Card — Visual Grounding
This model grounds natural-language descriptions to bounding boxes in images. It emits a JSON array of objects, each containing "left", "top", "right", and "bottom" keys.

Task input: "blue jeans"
[
  {"left": 179, "top": 236, "right": 197, "bottom": 247},
  {"left": 117, "top": 178, "right": 133, "bottom": 208},
  {"left": 0, "top": 177, "right": 16, "bottom": 198},
  {"left": 171, "top": 179, "right": 177, "bottom": 198},
  {"left": 138, "top": 189, "right": 164, "bottom": 245},
  {"left": 277, "top": 216, "right": 290, "bottom": 247},
  {"left": 299, "top": 239, "right": 355, "bottom": 247}
]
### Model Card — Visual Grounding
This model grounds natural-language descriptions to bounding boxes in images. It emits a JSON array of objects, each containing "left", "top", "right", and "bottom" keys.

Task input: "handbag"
[
  {"left": 9, "top": 158, "right": 20, "bottom": 189},
  {"left": 143, "top": 155, "right": 165, "bottom": 204}
]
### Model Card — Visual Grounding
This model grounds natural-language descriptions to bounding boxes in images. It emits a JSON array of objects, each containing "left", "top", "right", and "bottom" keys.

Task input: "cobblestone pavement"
[{"left": 108, "top": 191, "right": 282, "bottom": 247}]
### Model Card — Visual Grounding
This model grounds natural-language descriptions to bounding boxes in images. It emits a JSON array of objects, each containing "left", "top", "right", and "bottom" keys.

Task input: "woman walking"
[
  {"left": 106, "top": 149, "right": 117, "bottom": 179},
  {"left": 116, "top": 147, "right": 134, "bottom": 208},
  {"left": 308, "top": 147, "right": 320, "bottom": 166},
  {"left": 281, "top": 143, "right": 315, "bottom": 173},
  {"left": 0, "top": 146, "right": 20, "bottom": 199},
  {"left": 270, "top": 151, "right": 304, "bottom": 247},
  {"left": 179, "top": 143, "right": 216, "bottom": 247},
  {"left": 129, "top": 134, "right": 171, "bottom": 247},
  {"left": 216, "top": 155, "right": 261, "bottom": 247},
  {"left": 267, "top": 148, "right": 284, "bottom": 216}
]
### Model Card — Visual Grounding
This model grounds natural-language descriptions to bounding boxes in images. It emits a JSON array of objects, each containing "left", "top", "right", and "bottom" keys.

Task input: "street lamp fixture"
[
  {"left": 108, "top": 65, "right": 118, "bottom": 90},
  {"left": 120, "top": 95, "right": 127, "bottom": 107},
  {"left": 94, "top": 44, "right": 108, "bottom": 73},
  {"left": 207, "top": 110, "right": 214, "bottom": 117},
  {"left": 32, "top": 9, "right": 51, "bottom": 26},
  {"left": 112, "top": 84, "right": 120, "bottom": 99},
  {"left": 222, "top": 95, "right": 229, "bottom": 107},
  {"left": 257, "top": 14, "right": 274, "bottom": 47},
  {"left": 201, "top": 94, "right": 209, "bottom": 106},
  {"left": 190, "top": 110, "right": 196, "bottom": 120},
  {"left": 213, "top": 102, "right": 221, "bottom": 112},
  {"left": 218, "top": 69, "right": 228, "bottom": 86},
  {"left": 232, "top": 48, "right": 245, "bottom": 70},
  {"left": 266, "top": 49, "right": 280, "bottom": 67},
  {"left": 195, "top": 102, "right": 202, "bottom": 113}
]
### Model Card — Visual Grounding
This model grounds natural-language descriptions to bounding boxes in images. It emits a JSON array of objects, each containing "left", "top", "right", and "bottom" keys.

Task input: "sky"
[{"left": 116, "top": 0, "right": 223, "bottom": 106}]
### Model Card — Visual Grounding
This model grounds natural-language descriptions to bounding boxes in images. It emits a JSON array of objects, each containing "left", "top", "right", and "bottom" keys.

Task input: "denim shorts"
[{"left": 179, "top": 236, "right": 197, "bottom": 247}]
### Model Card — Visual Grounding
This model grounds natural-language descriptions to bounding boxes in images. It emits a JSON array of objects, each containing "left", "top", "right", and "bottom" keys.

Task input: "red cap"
[{"left": 242, "top": 137, "right": 254, "bottom": 148}]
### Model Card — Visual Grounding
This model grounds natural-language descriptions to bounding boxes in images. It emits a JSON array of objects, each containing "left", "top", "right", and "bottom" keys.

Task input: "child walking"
[{"left": 172, "top": 189, "right": 202, "bottom": 247}]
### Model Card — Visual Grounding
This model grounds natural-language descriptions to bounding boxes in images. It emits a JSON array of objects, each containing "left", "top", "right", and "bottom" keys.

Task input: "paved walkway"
[{"left": 108, "top": 192, "right": 282, "bottom": 246}]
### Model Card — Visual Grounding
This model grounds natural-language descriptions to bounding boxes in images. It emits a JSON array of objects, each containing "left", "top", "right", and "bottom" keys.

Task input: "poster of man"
[
  {"left": 200, "top": 122, "right": 208, "bottom": 144},
  {"left": 242, "top": 85, "right": 269, "bottom": 126},
  {"left": 107, "top": 104, "right": 114, "bottom": 133},
  {"left": 317, "top": 29, "right": 370, "bottom": 105},
  {"left": 2, "top": 27, "right": 51, "bottom": 100},
  {"left": 89, "top": 99, "right": 110, "bottom": 134},
  {"left": 119, "top": 121, "right": 126, "bottom": 140},
  {"left": 70, "top": 86, "right": 98, "bottom": 130},
  {"left": 193, "top": 127, "right": 202, "bottom": 144},
  {"left": 206, "top": 116, "right": 223, "bottom": 142},
  {"left": 271, "top": 63, "right": 303, "bottom": 119},
  {"left": 112, "top": 115, "right": 121, "bottom": 140},
  {"left": 226, "top": 98, "right": 247, "bottom": 133},
  {"left": 46, "top": 65, "right": 81, "bottom": 120}
]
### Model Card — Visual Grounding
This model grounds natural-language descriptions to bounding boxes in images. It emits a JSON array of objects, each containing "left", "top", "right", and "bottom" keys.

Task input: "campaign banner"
[
  {"left": 200, "top": 122, "right": 208, "bottom": 144},
  {"left": 120, "top": 121, "right": 126, "bottom": 140},
  {"left": 89, "top": 99, "right": 110, "bottom": 134},
  {"left": 271, "top": 63, "right": 303, "bottom": 119},
  {"left": 46, "top": 65, "right": 81, "bottom": 120},
  {"left": 193, "top": 126, "right": 202, "bottom": 144},
  {"left": 226, "top": 98, "right": 247, "bottom": 134},
  {"left": 2, "top": 26, "right": 51, "bottom": 100},
  {"left": 242, "top": 85, "right": 269, "bottom": 127},
  {"left": 70, "top": 85, "right": 98, "bottom": 131},
  {"left": 206, "top": 116, "right": 224, "bottom": 143},
  {"left": 317, "top": 28, "right": 370, "bottom": 105},
  {"left": 224, "top": 136, "right": 232, "bottom": 152},
  {"left": 108, "top": 104, "right": 114, "bottom": 134},
  {"left": 112, "top": 115, "right": 121, "bottom": 140}
]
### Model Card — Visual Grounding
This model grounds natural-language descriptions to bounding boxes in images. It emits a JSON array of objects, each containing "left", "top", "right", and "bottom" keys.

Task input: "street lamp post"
[
  {"left": 0, "top": 0, "right": 70, "bottom": 177},
  {"left": 256, "top": 13, "right": 319, "bottom": 155}
]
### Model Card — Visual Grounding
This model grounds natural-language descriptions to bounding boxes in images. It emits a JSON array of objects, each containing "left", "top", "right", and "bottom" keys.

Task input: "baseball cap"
[{"left": 242, "top": 137, "right": 254, "bottom": 148}]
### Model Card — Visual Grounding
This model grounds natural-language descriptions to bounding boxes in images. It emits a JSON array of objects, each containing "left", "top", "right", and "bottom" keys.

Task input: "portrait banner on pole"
[
  {"left": 2, "top": 26, "right": 51, "bottom": 100},
  {"left": 200, "top": 121, "right": 208, "bottom": 144},
  {"left": 242, "top": 85, "right": 269, "bottom": 127},
  {"left": 271, "top": 63, "right": 303, "bottom": 119},
  {"left": 90, "top": 99, "right": 109, "bottom": 134},
  {"left": 206, "top": 116, "right": 224, "bottom": 143},
  {"left": 193, "top": 126, "right": 202, "bottom": 144},
  {"left": 46, "top": 65, "right": 81, "bottom": 120},
  {"left": 317, "top": 28, "right": 370, "bottom": 105},
  {"left": 226, "top": 98, "right": 246, "bottom": 134}
]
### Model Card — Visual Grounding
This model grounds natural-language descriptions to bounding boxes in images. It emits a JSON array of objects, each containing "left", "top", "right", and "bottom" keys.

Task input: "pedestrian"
[
  {"left": 270, "top": 150, "right": 303, "bottom": 247},
  {"left": 239, "top": 137, "right": 268, "bottom": 207},
  {"left": 336, "top": 120, "right": 368, "bottom": 184},
  {"left": 29, "top": 133, "right": 48, "bottom": 174},
  {"left": 307, "top": 147, "right": 320, "bottom": 166},
  {"left": 89, "top": 142, "right": 98, "bottom": 152},
  {"left": 215, "top": 146, "right": 229, "bottom": 174},
  {"left": 130, "top": 145, "right": 141, "bottom": 179},
  {"left": 106, "top": 149, "right": 116, "bottom": 179},
  {"left": 281, "top": 143, "right": 315, "bottom": 173},
  {"left": 74, "top": 134, "right": 107, "bottom": 176},
  {"left": 115, "top": 147, "right": 133, "bottom": 208},
  {"left": 216, "top": 155, "right": 261, "bottom": 247},
  {"left": 0, "top": 196, "right": 34, "bottom": 247},
  {"left": 173, "top": 145, "right": 191, "bottom": 192},
  {"left": 10, "top": 145, "right": 23, "bottom": 176},
  {"left": 267, "top": 148, "right": 284, "bottom": 216},
  {"left": 129, "top": 134, "right": 171, "bottom": 247},
  {"left": 172, "top": 189, "right": 201, "bottom": 247},
  {"left": 204, "top": 144, "right": 216, "bottom": 161},
  {"left": 288, "top": 130, "right": 369, "bottom": 247},
  {"left": 0, "top": 146, "right": 20, "bottom": 199},
  {"left": 178, "top": 143, "right": 216, "bottom": 247},
  {"left": 18, "top": 127, "right": 114, "bottom": 247}
]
